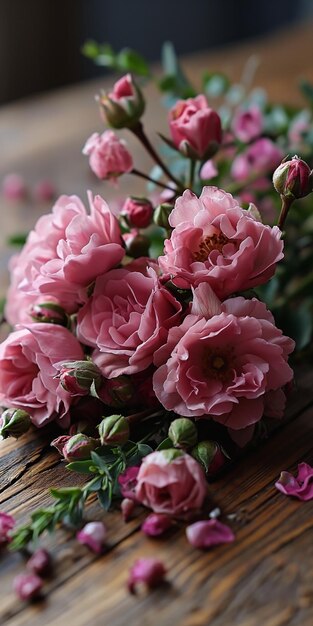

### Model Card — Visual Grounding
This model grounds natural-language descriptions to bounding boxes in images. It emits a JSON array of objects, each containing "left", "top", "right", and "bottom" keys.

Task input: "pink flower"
[
  {"left": 169, "top": 95, "right": 222, "bottom": 159},
  {"left": 13, "top": 573, "right": 43, "bottom": 601},
  {"left": 128, "top": 558, "right": 166, "bottom": 594},
  {"left": 153, "top": 288, "right": 294, "bottom": 429},
  {"left": 83, "top": 131, "right": 133, "bottom": 180},
  {"left": 0, "top": 512, "right": 15, "bottom": 545},
  {"left": 34, "top": 179, "right": 56, "bottom": 202},
  {"left": 76, "top": 521, "right": 107, "bottom": 554},
  {"left": 118, "top": 466, "right": 140, "bottom": 500},
  {"left": 186, "top": 519, "right": 235, "bottom": 548},
  {"left": 135, "top": 450, "right": 207, "bottom": 515},
  {"left": 275, "top": 463, "right": 313, "bottom": 501},
  {"left": 5, "top": 193, "right": 125, "bottom": 322},
  {"left": 122, "top": 197, "right": 153, "bottom": 229},
  {"left": 273, "top": 156, "right": 312, "bottom": 200},
  {"left": 231, "top": 138, "right": 283, "bottom": 182},
  {"left": 232, "top": 106, "right": 263, "bottom": 142},
  {"left": 288, "top": 114, "right": 311, "bottom": 149},
  {"left": 0, "top": 324, "right": 84, "bottom": 427},
  {"left": 77, "top": 268, "right": 182, "bottom": 378},
  {"left": 141, "top": 513, "right": 172, "bottom": 536},
  {"left": 2, "top": 173, "right": 27, "bottom": 200},
  {"left": 158, "top": 186, "right": 284, "bottom": 298},
  {"left": 100, "top": 74, "right": 145, "bottom": 129},
  {"left": 199, "top": 160, "right": 218, "bottom": 181}
]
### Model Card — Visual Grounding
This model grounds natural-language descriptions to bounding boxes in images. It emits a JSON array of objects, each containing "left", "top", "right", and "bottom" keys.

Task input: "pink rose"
[
  {"left": 6, "top": 193, "right": 124, "bottom": 321},
  {"left": 100, "top": 74, "right": 145, "bottom": 129},
  {"left": 153, "top": 288, "right": 294, "bottom": 429},
  {"left": 135, "top": 450, "right": 207, "bottom": 515},
  {"left": 231, "top": 138, "right": 283, "bottom": 182},
  {"left": 169, "top": 95, "right": 222, "bottom": 159},
  {"left": 0, "top": 324, "right": 84, "bottom": 426},
  {"left": 158, "top": 186, "right": 284, "bottom": 298},
  {"left": 83, "top": 131, "right": 133, "bottom": 180},
  {"left": 77, "top": 268, "right": 182, "bottom": 378},
  {"left": 231, "top": 106, "right": 263, "bottom": 143}
]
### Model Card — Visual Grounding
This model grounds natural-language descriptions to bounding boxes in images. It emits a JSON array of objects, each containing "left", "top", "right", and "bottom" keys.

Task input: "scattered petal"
[
  {"left": 121, "top": 498, "right": 136, "bottom": 522},
  {"left": 186, "top": 519, "right": 235, "bottom": 549},
  {"left": 0, "top": 512, "right": 15, "bottom": 545},
  {"left": 127, "top": 557, "right": 166, "bottom": 594},
  {"left": 13, "top": 573, "right": 43, "bottom": 601},
  {"left": 26, "top": 549, "right": 52, "bottom": 576},
  {"left": 141, "top": 513, "right": 172, "bottom": 537},
  {"left": 76, "top": 521, "right": 107, "bottom": 554},
  {"left": 275, "top": 462, "right": 313, "bottom": 501}
]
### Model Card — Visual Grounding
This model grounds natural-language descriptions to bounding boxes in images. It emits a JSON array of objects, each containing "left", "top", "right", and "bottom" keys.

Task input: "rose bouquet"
[{"left": 1, "top": 46, "right": 313, "bottom": 591}]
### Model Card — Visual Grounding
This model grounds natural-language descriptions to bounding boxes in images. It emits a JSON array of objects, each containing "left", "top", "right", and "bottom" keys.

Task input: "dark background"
[{"left": 0, "top": 0, "right": 312, "bottom": 104}]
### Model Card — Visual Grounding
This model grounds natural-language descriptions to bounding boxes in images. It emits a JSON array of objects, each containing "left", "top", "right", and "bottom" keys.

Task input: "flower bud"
[
  {"left": 29, "top": 301, "right": 68, "bottom": 326},
  {"left": 62, "top": 433, "right": 98, "bottom": 462},
  {"left": 191, "top": 440, "right": 226, "bottom": 475},
  {"left": 273, "top": 156, "right": 313, "bottom": 199},
  {"left": 0, "top": 408, "right": 31, "bottom": 439},
  {"left": 141, "top": 513, "right": 172, "bottom": 537},
  {"left": 76, "top": 521, "right": 107, "bottom": 554},
  {"left": 123, "top": 231, "right": 150, "bottom": 258},
  {"left": 100, "top": 375, "right": 134, "bottom": 408},
  {"left": 58, "top": 360, "right": 102, "bottom": 396},
  {"left": 13, "top": 573, "right": 43, "bottom": 601},
  {"left": 2, "top": 173, "right": 27, "bottom": 201},
  {"left": 26, "top": 549, "right": 52, "bottom": 576},
  {"left": 98, "top": 414, "right": 130, "bottom": 446},
  {"left": 121, "top": 498, "right": 136, "bottom": 522},
  {"left": 153, "top": 203, "right": 173, "bottom": 229},
  {"left": 122, "top": 196, "right": 153, "bottom": 229},
  {"left": 98, "top": 74, "right": 145, "bottom": 129},
  {"left": 127, "top": 558, "right": 166, "bottom": 594},
  {"left": 169, "top": 96, "right": 222, "bottom": 159},
  {"left": 0, "top": 512, "right": 15, "bottom": 545},
  {"left": 168, "top": 418, "right": 197, "bottom": 449}
]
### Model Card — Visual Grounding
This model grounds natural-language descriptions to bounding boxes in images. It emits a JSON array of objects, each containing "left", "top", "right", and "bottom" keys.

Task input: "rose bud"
[
  {"left": 50, "top": 435, "right": 71, "bottom": 456},
  {"left": 76, "top": 521, "right": 107, "bottom": 554},
  {"left": 141, "top": 513, "right": 172, "bottom": 537},
  {"left": 122, "top": 196, "right": 153, "bottom": 229},
  {"left": 2, "top": 173, "right": 27, "bottom": 201},
  {"left": 169, "top": 95, "right": 222, "bottom": 159},
  {"left": 0, "top": 409, "right": 31, "bottom": 440},
  {"left": 168, "top": 418, "right": 197, "bottom": 449},
  {"left": 121, "top": 498, "right": 136, "bottom": 522},
  {"left": 29, "top": 301, "right": 68, "bottom": 326},
  {"left": 186, "top": 519, "right": 235, "bottom": 549},
  {"left": 123, "top": 230, "right": 150, "bottom": 258},
  {"left": 191, "top": 440, "right": 227, "bottom": 476},
  {"left": 58, "top": 360, "right": 102, "bottom": 397},
  {"left": 33, "top": 179, "right": 56, "bottom": 202},
  {"left": 98, "top": 74, "right": 145, "bottom": 129},
  {"left": 153, "top": 202, "right": 173, "bottom": 230},
  {"left": 127, "top": 558, "right": 166, "bottom": 594},
  {"left": 0, "top": 512, "right": 15, "bottom": 545},
  {"left": 26, "top": 549, "right": 52, "bottom": 577},
  {"left": 100, "top": 375, "right": 135, "bottom": 408},
  {"left": 98, "top": 414, "right": 130, "bottom": 447},
  {"left": 13, "top": 573, "right": 43, "bottom": 601},
  {"left": 62, "top": 433, "right": 98, "bottom": 462},
  {"left": 273, "top": 156, "right": 313, "bottom": 199},
  {"left": 83, "top": 130, "right": 133, "bottom": 181}
]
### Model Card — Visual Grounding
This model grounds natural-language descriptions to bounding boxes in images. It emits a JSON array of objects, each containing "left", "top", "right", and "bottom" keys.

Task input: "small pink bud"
[
  {"left": 186, "top": 519, "right": 235, "bottom": 549},
  {"left": 98, "top": 414, "right": 130, "bottom": 446},
  {"left": 191, "top": 440, "right": 227, "bottom": 475},
  {"left": 26, "top": 549, "right": 51, "bottom": 576},
  {"left": 2, "top": 173, "right": 27, "bottom": 201},
  {"left": 100, "top": 375, "right": 134, "bottom": 408},
  {"left": 83, "top": 131, "right": 133, "bottom": 181},
  {"left": 121, "top": 498, "right": 136, "bottom": 522},
  {"left": 13, "top": 573, "right": 43, "bottom": 601},
  {"left": 273, "top": 156, "right": 313, "bottom": 199},
  {"left": 122, "top": 197, "right": 153, "bottom": 229},
  {"left": 0, "top": 512, "right": 15, "bottom": 545},
  {"left": 141, "top": 513, "right": 172, "bottom": 537},
  {"left": 51, "top": 435, "right": 71, "bottom": 456},
  {"left": 62, "top": 434, "right": 98, "bottom": 462},
  {"left": 99, "top": 74, "right": 145, "bottom": 129},
  {"left": 33, "top": 180, "right": 56, "bottom": 202},
  {"left": 58, "top": 360, "right": 102, "bottom": 397},
  {"left": 29, "top": 301, "right": 67, "bottom": 326},
  {"left": 127, "top": 558, "right": 166, "bottom": 594},
  {"left": 76, "top": 521, "right": 107, "bottom": 554},
  {"left": 123, "top": 230, "right": 150, "bottom": 258}
]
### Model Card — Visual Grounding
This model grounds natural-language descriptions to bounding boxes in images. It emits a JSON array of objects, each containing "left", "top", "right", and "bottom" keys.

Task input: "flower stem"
[
  {"left": 131, "top": 168, "right": 175, "bottom": 191},
  {"left": 277, "top": 195, "right": 294, "bottom": 231},
  {"left": 188, "top": 159, "right": 196, "bottom": 190}
]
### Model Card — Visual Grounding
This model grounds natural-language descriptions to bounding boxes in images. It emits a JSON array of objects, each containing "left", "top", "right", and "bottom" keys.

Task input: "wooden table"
[{"left": 1, "top": 21, "right": 313, "bottom": 626}]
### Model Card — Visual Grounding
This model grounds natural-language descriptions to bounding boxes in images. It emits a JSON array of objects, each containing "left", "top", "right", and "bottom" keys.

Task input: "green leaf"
[
  {"left": 97, "top": 483, "right": 112, "bottom": 511},
  {"left": 136, "top": 443, "right": 153, "bottom": 457},
  {"left": 116, "top": 48, "right": 149, "bottom": 76},
  {"left": 160, "top": 41, "right": 196, "bottom": 98},
  {"left": 156, "top": 437, "right": 173, "bottom": 451},
  {"left": 66, "top": 460, "right": 95, "bottom": 475},
  {"left": 50, "top": 487, "right": 82, "bottom": 501},
  {"left": 203, "top": 72, "right": 229, "bottom": 98},
  {"left": 7, "top": 233, "right": 28, "bottom": 246}
]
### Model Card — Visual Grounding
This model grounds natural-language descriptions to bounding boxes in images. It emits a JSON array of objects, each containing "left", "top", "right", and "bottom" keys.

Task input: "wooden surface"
[{"left": 0, "top": 20, "right": 313, "bottom": 626}]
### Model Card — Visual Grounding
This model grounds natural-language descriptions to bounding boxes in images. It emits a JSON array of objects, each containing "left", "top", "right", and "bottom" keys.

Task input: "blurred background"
[{"left": 1, "top": 0, "right": 313, "bottom": 104}]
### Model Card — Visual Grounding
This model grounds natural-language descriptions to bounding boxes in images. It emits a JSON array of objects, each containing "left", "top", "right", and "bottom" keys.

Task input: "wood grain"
[{"left": 1, "top": 19, "right": 313, "bottom": 626}]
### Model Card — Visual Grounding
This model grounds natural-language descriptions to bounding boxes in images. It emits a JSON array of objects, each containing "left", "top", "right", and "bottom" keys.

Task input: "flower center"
[
  {"left": 202, "top": 348, "right": 235, "bottom": 383},
  {"left": 192, "top": 233, "right": 229, "bottom": 262}
]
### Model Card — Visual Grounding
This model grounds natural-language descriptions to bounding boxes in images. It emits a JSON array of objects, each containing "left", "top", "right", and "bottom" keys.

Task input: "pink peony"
[
  {"left": 169, "top": 95, "right": 222, "bottom": 159},
  {"left": 135, "top": 450, "right": 208, "bottom": 515},
  {"left": 231, "top": 138, "right": 283, "bottom": 182},
  {"left": 5, "top": 193, "right": 125, "bottom": 322},
  {"left": 153, "top": 288, "right": 294, "bottom": 429},
  {"left": 0, "top": 324, "right": 84, "bottom": 426},
  {"left": 158, "top": 186, "right": 284, "bottom": 298},
  {"left": 77, "top": 268, "right": 182, "bottom": 378},
  {"left": 83, "top": 130, "right": 133, "bottom": 180},
  {"left": 231, "top": 106, "right": 263, "bottom": 143}
]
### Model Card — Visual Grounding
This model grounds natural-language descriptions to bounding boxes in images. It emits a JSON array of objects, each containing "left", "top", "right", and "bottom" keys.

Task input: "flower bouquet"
[{"left": 1, "top": 45, "right": 313, "bottom": 597}]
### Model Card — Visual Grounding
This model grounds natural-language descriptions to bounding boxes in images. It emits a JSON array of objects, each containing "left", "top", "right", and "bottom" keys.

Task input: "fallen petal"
[
  {"left": 186, "top": 519, "right": 235, "bottom": 549},
  {"left": 275, "top": 462, "right": 313, "bottom": 501}
]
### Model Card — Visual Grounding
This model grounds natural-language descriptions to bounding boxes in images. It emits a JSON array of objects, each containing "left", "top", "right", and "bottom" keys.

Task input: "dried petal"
[
  {"left": 141, "top": 513, "right": 172, "bottom": 537},
  {"left": 13, "top": 573, "right": 43, "bottom": 601},
  {"left": 186, "top": 519, "right": 235, "bottom": 549},
  {"left": 76, "top": 521, "right": 107, "bottom": 554},
  {"left": 127, "top": 557, "right": 166, "bottom": 594},
  {"left": 275, "top": 462, "right": 313, "bottom": 501}
]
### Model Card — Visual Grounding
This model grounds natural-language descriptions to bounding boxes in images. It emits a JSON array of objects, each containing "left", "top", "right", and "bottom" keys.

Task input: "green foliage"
[{"left": 82, "top": 40, "right": 149, "bottom": 76}]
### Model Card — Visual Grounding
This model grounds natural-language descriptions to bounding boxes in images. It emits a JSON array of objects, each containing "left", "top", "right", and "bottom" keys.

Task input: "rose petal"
[{"left": 186, "top": 519, "right": 235, "bottom": 549}]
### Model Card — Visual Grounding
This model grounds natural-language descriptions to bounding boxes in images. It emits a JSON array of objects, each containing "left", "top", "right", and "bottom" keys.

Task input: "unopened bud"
[
  {"left": 61, "top": 433, "right": 98, "bottom": 462},
  {"left": 191, "top": 440, "right": 227, "bottom": 475},
  {"left": 0, "top": 408, "right": 31, "bottom": 439},
  {"left": 58, "top": 360, "right": 102, "bottom": 396},
  {"left": 29, "top": 301, "right": 68, "bottom": 326},
  {"left": 168, "top": 418, "right": 197, "bottom": 449},
  {"left": 98, "top": 414, "right": 130, "bottom": 446},
  {"left": 273, "top": 156, "right": 313, "bottom": 200},
  {"left": 122, "top": 196, "right": 153, "bottom": 229},
  {"left": 153, "top": 203, "right": 173, "bottom": 229},
  {"left": 101, "top": 375, "right": 134, "bottom": 408},
  {"left": 26, "top": 549, "right": 52, "bottom": 577},
  {"left": 123, "top": 231, "right": 150, "bottom": 258},
  {"left": 99, "top": 74, "right": 145, "bottom": 129}
]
